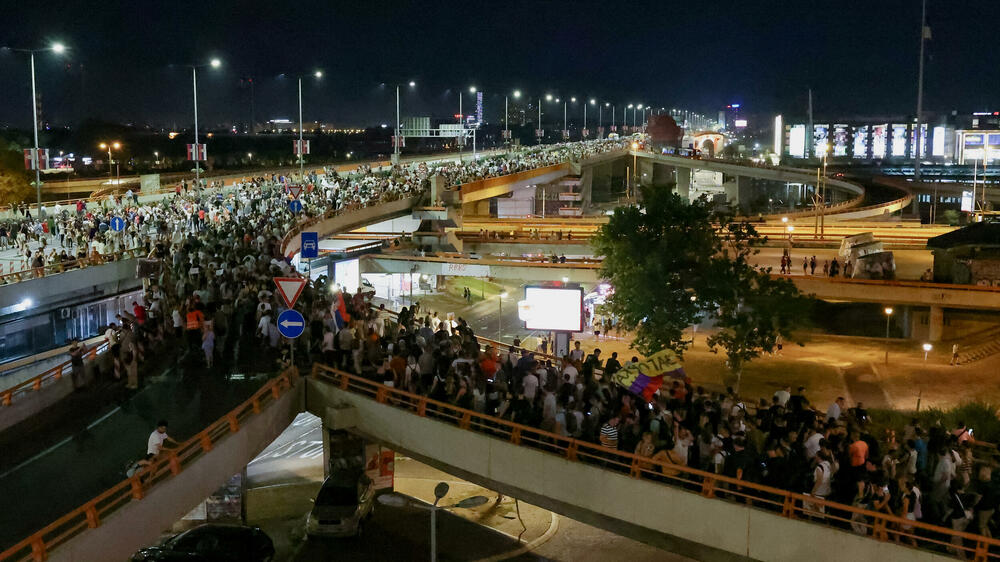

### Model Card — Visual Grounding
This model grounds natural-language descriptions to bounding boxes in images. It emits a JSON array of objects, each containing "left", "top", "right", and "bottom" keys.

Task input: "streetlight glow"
[
  {"left": 571, "top": 97, "right": 576, "bottom": 103},
  {"left": 884, "top": 307, "right": 894, "bottom": 315},
  {"left": 51, "top": 43, "right": 65, "bottom": 54},
  {"left": 210, "top": 58, "right": 221, "bottom": 68},
  {"left": 314, "top": 70, "right": 323, "bottom": 78},
  {"left": 590, "top": 98, "right": 596, "bottom": 105},
  {"left": 408, "top": 80, "right": 415, "bottom": 87},
  {"left": 545, "top": 94, "right": 553, "bottom": 101},
  {"left": 513, "top": 90, "right": 521, "bottom": 98},
  {"left": 469, "top": 86, "right": 477, "bottom": 93}
]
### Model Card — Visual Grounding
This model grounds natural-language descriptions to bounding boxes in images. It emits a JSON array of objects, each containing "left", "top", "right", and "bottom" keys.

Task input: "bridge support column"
[
  {"left": 928, "top": 305, "right": 944, "bottom": 342},
  {"left": 675, "top": 167, "right": 691, "bottom": 200}
]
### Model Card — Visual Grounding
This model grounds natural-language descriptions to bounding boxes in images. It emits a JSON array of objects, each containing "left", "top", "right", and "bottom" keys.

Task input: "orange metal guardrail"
[
  {"left": 0, "top": 341, "right": 109, "bottom": 408},
  {"left": 778, "top": 272, "right": 1000, "bottom": 295},
  {"left": 374, "top": 253, "right": 602, "bottom": 269},
  {"left": 0, "top": 366, "right": 299, "bottom": 562},
  {"left": 311, "top": 362, "right": 1000, "bottom": 560}
]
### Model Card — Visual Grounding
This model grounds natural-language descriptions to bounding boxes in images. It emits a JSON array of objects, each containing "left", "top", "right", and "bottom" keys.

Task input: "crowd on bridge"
[{"left": 319, "top": 298, "right": 1000, "bottom": 553}]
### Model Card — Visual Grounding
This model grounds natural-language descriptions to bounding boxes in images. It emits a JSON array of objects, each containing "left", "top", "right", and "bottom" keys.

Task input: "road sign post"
[
  {"left": 110, "top": 216, "right": 125, "bottom": 232},
  {"left": 288, "top": 199, "right": 303, "bottom": 213},
  {"left": 301, "top": 232, "right": 318, "bottom": 259}
]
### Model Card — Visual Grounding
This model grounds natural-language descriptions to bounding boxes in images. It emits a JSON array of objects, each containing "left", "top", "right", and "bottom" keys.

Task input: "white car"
[{"left": 306, "top": 471, "right": 375, "bottom": 538}]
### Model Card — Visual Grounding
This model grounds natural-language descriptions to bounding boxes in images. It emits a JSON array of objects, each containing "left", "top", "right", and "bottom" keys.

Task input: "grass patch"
[
  {"left": 444, "top": 277, "right": 506, "bottom": 302},
  {"left": 869, "top": 401, "right": 1000, "bottom": 444}
]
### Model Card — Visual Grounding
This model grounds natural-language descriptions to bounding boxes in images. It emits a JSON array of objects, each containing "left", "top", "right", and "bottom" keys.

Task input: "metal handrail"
[
  {"left": 0, "top": 247, "right": 144, "bottom": 284},
  {"left": 0, "top": 367, "right": 299, "bottom": 562},
  {"left": 310, "top": 362, "right": 1000, "bottom": 560}
]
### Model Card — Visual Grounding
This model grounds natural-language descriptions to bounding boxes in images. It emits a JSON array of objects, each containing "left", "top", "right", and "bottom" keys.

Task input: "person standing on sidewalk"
[{"left": 951, "top": 344, "right": 960, "bottom": 366}]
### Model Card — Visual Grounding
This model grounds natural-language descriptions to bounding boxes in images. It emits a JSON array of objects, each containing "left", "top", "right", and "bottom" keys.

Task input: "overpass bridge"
[{"left": 7, "top": 361, "right": 992, "bottom": 562}]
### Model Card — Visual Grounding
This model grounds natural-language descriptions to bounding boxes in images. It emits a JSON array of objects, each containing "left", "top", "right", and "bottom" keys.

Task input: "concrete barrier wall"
[
  {"left": 50, "top": 383, "right": 304, "bottom": 562},
  {"left": 308, "top": 380, "right": 952, "bottom": 562},
  {"left": 0, "top": 258, "right": 141, "bottom": 310}
]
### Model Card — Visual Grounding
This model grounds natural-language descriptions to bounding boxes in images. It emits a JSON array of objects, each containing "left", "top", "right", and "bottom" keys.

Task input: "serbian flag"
[
  {"left": 611, "top": 349, "right": 686, "bottom": 402},
  {"left": 333, "top": 291, "right": 351, "bottom": 328}
]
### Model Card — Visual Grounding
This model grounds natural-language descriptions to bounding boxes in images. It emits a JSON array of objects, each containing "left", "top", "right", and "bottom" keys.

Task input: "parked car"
[
  {"left": 306, "top": 470, "right": 375, "bottom": 538},
  {"left": 130, "top": 524, "right": 274, "bottom": 561}
]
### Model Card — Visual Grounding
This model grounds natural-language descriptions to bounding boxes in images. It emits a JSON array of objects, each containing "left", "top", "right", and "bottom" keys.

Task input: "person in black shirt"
[{"left": 604, "top": 351, "right": 622, "bottom": 378}]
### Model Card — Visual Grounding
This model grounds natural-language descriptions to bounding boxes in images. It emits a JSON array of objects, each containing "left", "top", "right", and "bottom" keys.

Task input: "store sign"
[{"left": 441, "top": 263, "right": 490, "bottom": 277}]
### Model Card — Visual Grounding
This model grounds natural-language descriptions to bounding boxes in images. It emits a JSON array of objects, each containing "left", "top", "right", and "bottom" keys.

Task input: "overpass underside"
[{"left": 361, "top": 255, "right": 601, "bottom": 284}]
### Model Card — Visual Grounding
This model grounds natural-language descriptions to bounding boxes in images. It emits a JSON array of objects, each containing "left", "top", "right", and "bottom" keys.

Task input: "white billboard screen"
[
  {"left": 833, "top": 125, "right": 848, "bottom": 157},
  {"left": 518, "top": 286, "right": 583, "bottom": 332},
  {"left": 872, "top": 125, "right": 887, "bottom": 158},
  {"left": 932, "top": 126, "right": 946, "bottom": 157},
  {"left": 892, "top": 124, "right": 908, "bottom": 156},
  {"left": 961, "top": 190, "right": 974, "bottom": 212},
  {"left": 853, "top": 126, "right": 868, "bottom": 159},
  {"left": 788, "top": 124, "right": 806, "bottom": 158},
  {"left": 334, "top": 258, "right": 360, "bottom": 294},
  {"left": 813, "top": 124, "right": 829, "bottom": 156}
]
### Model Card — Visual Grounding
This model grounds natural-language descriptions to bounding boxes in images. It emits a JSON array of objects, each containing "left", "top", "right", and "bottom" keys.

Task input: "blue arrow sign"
[
  {"left": 301, "top": 231, "right": 319, "bottom": 259},
  {"left": 288, "top": 199, "right": 303, "bottom": 213},
  {"left": 277, "top": 309, "right": 306, "bottom": 339},
  {"left": 110, "top": 216, "right": 125, "bottom": 232}
]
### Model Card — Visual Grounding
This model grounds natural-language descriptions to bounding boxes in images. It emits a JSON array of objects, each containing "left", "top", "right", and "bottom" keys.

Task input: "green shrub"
[{"left": 868, "top": 401, "right": 1000, "bottom": 443}]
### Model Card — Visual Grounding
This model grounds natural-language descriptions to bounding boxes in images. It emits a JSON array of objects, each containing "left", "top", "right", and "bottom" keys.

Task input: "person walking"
[
  {"left": 202, "top": 324, "right": 216, "bottom": 368},
  {"left": 951, "top": 343, "right": 960, "bottom": 366},
  {"left": 810, "top": 255, "right": 817, "bottom": 275},
  {"left": 68, "top": 339, "right": 87, "bottom": 391},
  {"left": 122, "top": 340, "right": 139, "bottom": 390}
]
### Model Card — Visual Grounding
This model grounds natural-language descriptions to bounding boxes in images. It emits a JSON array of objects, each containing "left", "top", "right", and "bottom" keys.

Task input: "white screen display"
[
  {"left": 334, "top": 258, "right": 360, "bottom": 294},
  {"left": 518, "top": 287, "right": 583, "bottom": 332},
  {"left": 932, "top": 126, "right": 946, "bottom": 157},
  {"left": 789, "top": 125, "right": 806, "bottom": 158}
]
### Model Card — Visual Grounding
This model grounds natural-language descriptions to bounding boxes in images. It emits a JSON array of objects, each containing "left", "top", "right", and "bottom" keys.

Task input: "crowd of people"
[{"left": 327, "top": 301, "right": 999, "bottom": 552}]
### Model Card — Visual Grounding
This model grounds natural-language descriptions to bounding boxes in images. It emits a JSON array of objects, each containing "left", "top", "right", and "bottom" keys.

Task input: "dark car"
[
  {"left": 130, "top": 524, "right": 274, "bottom": 562},
  {"left": 306, "top": 471, "right": 375, "bottom": 538}
]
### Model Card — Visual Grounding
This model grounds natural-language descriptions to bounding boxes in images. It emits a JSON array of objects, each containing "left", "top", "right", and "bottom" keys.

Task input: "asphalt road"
[
  {"left": 0, "top": 353, "right": 274, "bottom": 551},
  {"left": 290, "top": 499, "right": 540, "bottom": 562}
]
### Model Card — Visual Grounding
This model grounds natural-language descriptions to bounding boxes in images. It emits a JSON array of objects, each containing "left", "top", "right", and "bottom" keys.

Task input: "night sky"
[{"left": 1, "top": 0, "right": 998, "bottom": 129}]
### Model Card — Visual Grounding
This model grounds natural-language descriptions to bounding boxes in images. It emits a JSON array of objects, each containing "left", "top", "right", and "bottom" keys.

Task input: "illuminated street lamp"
[
  {"left": 188, "top": 58, "right": 222, "bottom": 190},
  {"left": 394, "top": 80, "right": 416, "bottom": 163},
  {"left": 884, "top": 307, "right": 894, "bottom": 365},
  {"left": 294, "top": 70, "right": 323, "bottom": 178},
  {"left": 1, "top": 42, "right": 67, "bottom": 207},
  {"left": 505, "top": 90, "right": 521, "bottom": 141},
  {"left": 98, "top": 142, "right": 122, "bottom": 184},
  {"left": 922, "top": 342, "right": 932, "bottom": 361}
]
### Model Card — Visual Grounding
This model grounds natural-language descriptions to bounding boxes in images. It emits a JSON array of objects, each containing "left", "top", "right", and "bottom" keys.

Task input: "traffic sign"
[
  {"left": 273, "top": 276, "right": 307, "bottom": 308},
  {"left": 288, "top": 199, "right": 303, "bottom": 213},
  {"left": 301, "top": 232, "right": 319, "bottom": 259},
  {"left": 287, "top": 185, "right": 303, "bottom": 199},
  {"left": 277, "top": 309, "right": 305, "bottom": 339},
  {"left": 110, "top": 216, "right": 125, "bottom": 232}
]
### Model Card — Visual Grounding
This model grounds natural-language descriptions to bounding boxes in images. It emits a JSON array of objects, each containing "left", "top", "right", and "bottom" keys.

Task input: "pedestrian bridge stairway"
[{"left": 954, "top": 325, "right": 1000, "bottom": 365}]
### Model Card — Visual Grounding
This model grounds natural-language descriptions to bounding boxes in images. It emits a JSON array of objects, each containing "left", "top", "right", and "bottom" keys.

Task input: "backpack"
[{"left": 565, "top": 411, "right": 579, "bottom": 435}]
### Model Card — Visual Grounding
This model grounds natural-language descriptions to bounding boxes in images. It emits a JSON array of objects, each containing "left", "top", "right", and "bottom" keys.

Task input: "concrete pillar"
[
  {"left": 675, "top": 167, "right": 691, "bottom": 200},
  {"left": 928, "top": 305, "right": 944, "bottom": 342}
]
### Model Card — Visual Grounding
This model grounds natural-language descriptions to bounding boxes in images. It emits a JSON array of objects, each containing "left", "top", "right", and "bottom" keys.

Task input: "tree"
[
  {"left": 592, "top": 185, "right": 812, "bottom": 388},
  {"left": 0, "top": 141, "right": 32, "bottom": 205}
]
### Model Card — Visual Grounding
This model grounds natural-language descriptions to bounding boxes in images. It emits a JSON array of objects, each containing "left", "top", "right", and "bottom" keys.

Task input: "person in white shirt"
[
  {"left": 568, "top": 341, "right": 584, "bottom": 363},
  {"left": 147, "top": 420, "right": 179, "bottom": 456},
  {"left": 774, "top": 386, "right": 791, "bottom": 407},
  {"left": 522, "top": 372, "right": 539, "bottom": 401},
  {"left": 561, "top": 362, "right": 579, "bottom": 385},
  {"left": 827, "top": 397, "right": 845, "bottom": 422}
]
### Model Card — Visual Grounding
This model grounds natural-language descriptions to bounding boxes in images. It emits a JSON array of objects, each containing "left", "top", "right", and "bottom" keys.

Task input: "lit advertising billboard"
[
  {"left": 788, "top": 124, "right": 806, "bottom": 157},
  {"left": 891, "top": 124, "right": 908, "bottom": 157},
  {"left": 872, "top": 125, "right": 887, "bottom": 158},
  {"left": 813, "top": 124, "right": 829, "bottom": 156},
  {"left": 833, "top": 125, "right": 848, "bottom": 157},
  {"left": 932, "top": 126, "right": 946, "bottom": 157},
  {"left": 853, "top": 126, "right": 869, "bottom": 159},
  {"left": 910, "top": 124, "right": 927, "bottom": 158},
  {"left": 961, "top": 190, "right": 975, "bottom": 213},
  {"left": 518, "top": 286, "right": 584, "bottom": 332}
]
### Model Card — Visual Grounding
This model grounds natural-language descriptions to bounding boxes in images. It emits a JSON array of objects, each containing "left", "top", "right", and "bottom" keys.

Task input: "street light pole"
[
  {"left": 914, "top": 0, "right": 927, "bottom": 183},
  {"left": 298, "top": 76, "right": 305, "bottom": 179},
  {"left": 884, "top": 307, "right": 894, "bottom": 365},
  {"left": 498, "top": 291, "right": 508, "bottom": 341},
  {"left": 29, "top": 51, "right": 42, "bottom": 208},
  {"left": 192, "top": 66, "right": 201, "bottom": 191}
]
